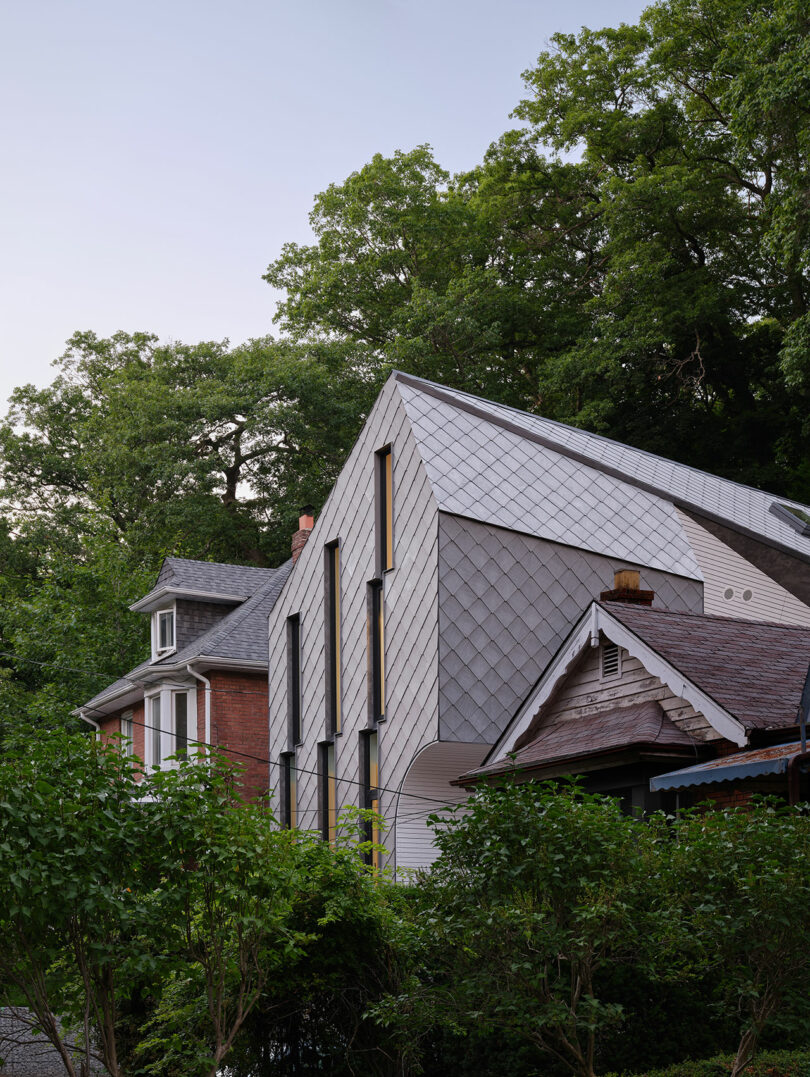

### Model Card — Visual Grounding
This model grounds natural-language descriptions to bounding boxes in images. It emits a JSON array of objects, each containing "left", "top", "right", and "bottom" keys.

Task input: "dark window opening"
[{"left": 287, "top": 613, "right": 302, "bottom": 747}]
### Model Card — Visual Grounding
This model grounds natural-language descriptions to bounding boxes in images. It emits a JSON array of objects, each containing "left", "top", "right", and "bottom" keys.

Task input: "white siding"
[
  {"left": 267, "top": 380, "right": 441, "bottom": 865},
  {"left": 678, "top": 509, "right": 810, "bottom": 625},
  {"left": 393, "top": 741, "right": 487, "bottom": 876},
  {"left": 542, "top": 641, "right": 721, "bottom": 742}
]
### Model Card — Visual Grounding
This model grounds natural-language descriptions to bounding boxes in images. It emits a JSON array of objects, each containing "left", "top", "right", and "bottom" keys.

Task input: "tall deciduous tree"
[{"left": 264, "top": 0, "right": 810, "bottom": 500}]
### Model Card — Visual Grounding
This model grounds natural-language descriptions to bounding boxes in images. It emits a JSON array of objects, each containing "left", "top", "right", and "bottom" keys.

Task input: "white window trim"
[
  {"left": 144, "top": 684, "right": 196, "bottom": 771},
  {"left": 120, "top": 709, "right": 134, "bottom": 754},
  {"left": 151, "top": 604, "right": 177, "bottom": 660}
]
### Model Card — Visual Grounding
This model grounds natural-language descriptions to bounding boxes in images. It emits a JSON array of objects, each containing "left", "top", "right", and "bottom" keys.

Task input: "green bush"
[{"left": 605, "top": 1048, "right": 810, "bottom": 1077}]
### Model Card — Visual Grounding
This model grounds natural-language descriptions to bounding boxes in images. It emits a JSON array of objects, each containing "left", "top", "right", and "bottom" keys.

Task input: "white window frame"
[
  {"left": 144, "top": 684, "right": 196, "bottom": 770},
  {"left": 151, "top": 605, "right": 176, "bottom": 659},
  {"left": 120, "top": 709, "right": 134, "bottom": 754}
]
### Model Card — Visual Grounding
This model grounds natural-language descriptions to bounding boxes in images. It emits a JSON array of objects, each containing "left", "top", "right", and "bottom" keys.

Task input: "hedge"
[{"left": 607, "top": 1048, "right": 810, "bottom": 1077}]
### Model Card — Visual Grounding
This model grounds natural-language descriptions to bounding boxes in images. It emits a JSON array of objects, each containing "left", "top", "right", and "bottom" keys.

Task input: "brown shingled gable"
[
  {"left": 602, "top": 602, "right": 810, "bottom": 732},
  {"left": 467, "top": 700, "right": 697, "bottom": 782}
]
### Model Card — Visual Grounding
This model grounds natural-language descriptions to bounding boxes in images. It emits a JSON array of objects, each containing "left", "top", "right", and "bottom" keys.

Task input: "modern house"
[
  {"left": 265, "top": 372, "right": 810, "bottom": 871},
  {"left": 80, "top": 556, "right": 291, "bottom": 800},
  {"left": 462, "top": 585, "right": 810, "bottom": 809}
]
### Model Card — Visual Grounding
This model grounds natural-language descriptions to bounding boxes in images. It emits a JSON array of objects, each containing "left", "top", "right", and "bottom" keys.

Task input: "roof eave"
[{"left": 129, "top": 586, "right": 248, "bottom": 613}]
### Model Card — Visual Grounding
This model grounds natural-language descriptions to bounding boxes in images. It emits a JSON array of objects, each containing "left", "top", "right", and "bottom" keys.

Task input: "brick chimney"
[
  {"left": 292, "top": 505, "right": 314, "bottom": 564},
  {"left": 600, "top": 569, "right": 654, "bottom": 606}
]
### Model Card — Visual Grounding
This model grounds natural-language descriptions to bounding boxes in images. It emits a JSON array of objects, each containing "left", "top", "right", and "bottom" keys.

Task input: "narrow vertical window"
[
  {"left": 174, "top": 692, "right": 188, "bottom": 759},
  {"left": 120, "top": 710, "right": 133, "bottom": 754},
  {"left": 280, "top": 752, "right": 297, "bottom": 829},
  {"left": 376, "top": 447, "right": 393, "bottom": 573},
  {"left": 368, "top": 580, "right": 385, "bottom": 723},
  {"left": 325, "top": 542, "right": 341, "bottom": 735},
  {"left": 150, "top": 695, "right": 161, "bottom": 768},
  {"left": 361, "top": 730, "right": 381, "bottom": 868},
  {"left": 287, "top": 614, "right": 302, "bottom": 747},
  {"left": 319, "top": 741, "right": 337, "bottom": 844}
]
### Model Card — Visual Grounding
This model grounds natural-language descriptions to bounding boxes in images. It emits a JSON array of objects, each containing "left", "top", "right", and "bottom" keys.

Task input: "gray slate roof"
[
  {"left": 394, "top": 372, "right": 810, "bottom": 572},
  {"left": 152, "top": 556, "right": 273, "bottom": 597},
  {"left": 81, "top": 559, "right": 292, "bottom": 713}
]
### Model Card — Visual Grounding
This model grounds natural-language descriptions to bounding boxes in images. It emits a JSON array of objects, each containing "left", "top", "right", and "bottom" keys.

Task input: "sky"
[{"left": 0, "top": 0, "right": 647, "bottom": 409}]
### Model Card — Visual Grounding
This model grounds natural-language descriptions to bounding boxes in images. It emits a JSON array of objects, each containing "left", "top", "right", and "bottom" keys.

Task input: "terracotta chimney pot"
[{"left": 292, "top": 504, "right": 314, "bottom": 564}]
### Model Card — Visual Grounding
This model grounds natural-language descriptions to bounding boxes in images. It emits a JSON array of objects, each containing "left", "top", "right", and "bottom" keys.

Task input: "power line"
[{"left": 113, "top": 710, "right": 465, "bottom": 811}]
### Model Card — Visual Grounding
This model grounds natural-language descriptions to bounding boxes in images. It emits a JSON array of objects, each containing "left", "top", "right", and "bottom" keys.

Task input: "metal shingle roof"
[
  {"left": 397, "top": 379, "right": 702, "bottom": 579},
  {"left": 394, "top": 372, "right": 810, "bottom": 567}
]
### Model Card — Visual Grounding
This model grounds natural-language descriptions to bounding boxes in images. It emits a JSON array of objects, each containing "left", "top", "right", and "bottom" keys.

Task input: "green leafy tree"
[
  {"left": 663, "top": 801, "right": 810, "bottom": 1077},
  {"left": 382, "top": 782, "right": 659, "bottom": 1077},
  {"left": 264, "top": 0, "right": 810, "bottom": 500}
]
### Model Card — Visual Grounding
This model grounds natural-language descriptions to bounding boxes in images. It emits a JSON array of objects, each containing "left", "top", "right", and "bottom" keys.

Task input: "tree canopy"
[{"left": 2, "top": 0, "right": 809, "bottom": 731}]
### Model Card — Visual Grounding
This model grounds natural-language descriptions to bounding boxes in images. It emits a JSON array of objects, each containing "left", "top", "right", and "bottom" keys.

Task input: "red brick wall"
[
  {"left": 701, "top": 779, "right": 786, "bottom": 809},
  {"left": 208, "top": 671, "right": 269, "bottom": 802},
  {"left": 97, "top": 701, "right": 145, "bottom": 776}
]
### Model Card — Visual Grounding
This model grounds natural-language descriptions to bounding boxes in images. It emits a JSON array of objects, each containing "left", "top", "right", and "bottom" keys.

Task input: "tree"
[
  {"left": 264, "top": 0, "right": 810, "bottom": 501},
  {"left": 0, "top": 331, "right": 380, "bottom": 735},
  {"left": 664, "top": 801, "right": 810, "bottom": 1077},
  {"left": 382, "top": 782, "right": 659, "bottom": 1077}
]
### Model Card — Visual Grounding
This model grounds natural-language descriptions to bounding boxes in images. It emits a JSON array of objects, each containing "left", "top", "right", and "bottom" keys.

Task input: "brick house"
[
  {"left": 264, "top": 372, "right": 810, "bottom": 871},
  {"left": 461, "top": 581, "right": 810, "bottom": 809},
  {"left": 80, "top": 556, "right": 292, "bottom": 801}
]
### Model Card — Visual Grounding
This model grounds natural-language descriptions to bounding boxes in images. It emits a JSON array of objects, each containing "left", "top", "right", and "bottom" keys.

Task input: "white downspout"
[
  {"left": 186, "top": 664, "right": 211, "bottom": 754},
  {"left": 79, "top": 708, "right": 101, "bottom": 737}
]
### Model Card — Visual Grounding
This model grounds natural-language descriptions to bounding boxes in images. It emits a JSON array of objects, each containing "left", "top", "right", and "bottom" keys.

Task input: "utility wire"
[{"left": 108, "top": 711, "right": 468, "bottom": 811}]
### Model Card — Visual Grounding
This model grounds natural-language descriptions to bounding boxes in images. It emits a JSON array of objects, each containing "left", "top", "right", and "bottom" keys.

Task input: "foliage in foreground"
[
  {"left": 0, "top": 733, "right": 403, "bottom": 1077},
  {"left": 605, "top": 1048, "right": 810, "bottom": 1077},
  {"left": 374, "top": 783, "right": 810, "bottom": 1077}
]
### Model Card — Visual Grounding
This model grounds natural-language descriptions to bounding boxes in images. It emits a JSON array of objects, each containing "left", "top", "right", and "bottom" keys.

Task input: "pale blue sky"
[{"left": 0, "top": 0, "right": 646, "bottom": 406}]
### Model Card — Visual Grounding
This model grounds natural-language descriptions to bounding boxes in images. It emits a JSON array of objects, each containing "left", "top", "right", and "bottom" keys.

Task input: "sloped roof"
[
  {"left": 651, "top": 740, "right": 804, "bottom": 791},
  {"left": 154, "top": 556, "right": 272, "bottom": 595},
  {"left": 465, "top": 699, "right": 696, "bottom": 782},
  {"left": 80, "top": 560, "right": 292, "bottom": 715},
  {"left": 393, "top": 372, "right": 810, "bottom": 570},
  {"left": 604, "top": 601, "right": 810, "bottom": 732}
]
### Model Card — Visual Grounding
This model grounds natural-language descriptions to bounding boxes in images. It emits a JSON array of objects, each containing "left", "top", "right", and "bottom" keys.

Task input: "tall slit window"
[
  {"left": 326, "top": 542, "right": 342, "bottom": 735},
  {"left": 150, "top": 696, "right": 162, "bottom": 768},
  {"left": 120, "top": 710, "right": 133, "bottom": 754},
  {"left": 376, "top": 447, "right": 393, "bottom": 573},
  {"left": 368, "top": 580, "right": 385, "bottom": 723},
  {"left": 287, "top": 614, "right": 302, "bottom": 747},
  {"left": 281, "top": 752, "right": 297, "bottom": 829},
  {"left": 361, "top": 731, "right": 381, "bottom": 869},
  {"left": 319, "top": 741, "right": 336, "bottom": 844},
  {"left": 174, "top": 692, "right": 188, "bottom": 759}
]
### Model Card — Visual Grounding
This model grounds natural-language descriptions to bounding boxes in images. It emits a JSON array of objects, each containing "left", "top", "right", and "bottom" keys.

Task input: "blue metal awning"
[{"left": 650, "top": 742, "right": 803, "bottom": 792}]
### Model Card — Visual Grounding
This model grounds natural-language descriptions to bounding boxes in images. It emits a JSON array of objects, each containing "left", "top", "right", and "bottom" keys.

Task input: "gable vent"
[{"left": 601, "top": 642, "right": 621, "bottom": 679}]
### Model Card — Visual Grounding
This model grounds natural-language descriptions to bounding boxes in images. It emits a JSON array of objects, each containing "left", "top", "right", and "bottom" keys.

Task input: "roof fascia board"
[
  {"left": 71, "top": 684, "right": 142, "bottom": 718},
  {"left": 131, "top": 655, "right": 267, "bottom": 680},
  {"left": 486, "top": 602, "right": 747, "bottom": 765},
  {"left": 130, "top": 587, "right": 247, "bottom": 613},
  {"left": 596, "top": 607, "right": 747, "bottom": 746},
  {"left": 393, "top": 372, "right": 810, "bottom": 568}
]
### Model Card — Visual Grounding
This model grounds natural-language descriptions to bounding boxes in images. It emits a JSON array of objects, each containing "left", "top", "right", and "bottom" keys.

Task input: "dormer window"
[{"left": 153, "top": 606, "right": 176, "bottom": 657}]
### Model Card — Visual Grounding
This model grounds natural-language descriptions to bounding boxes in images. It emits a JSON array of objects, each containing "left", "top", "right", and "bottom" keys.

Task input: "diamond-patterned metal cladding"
[
  {"left": 399, "top": 384, "right": 702, "bottom": 580},
  {"left": 400, "top": 375, "right": 810, "bottom": 561},
  {"left": 437, "top": 514, "right": 703, "bottom": 744}
]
